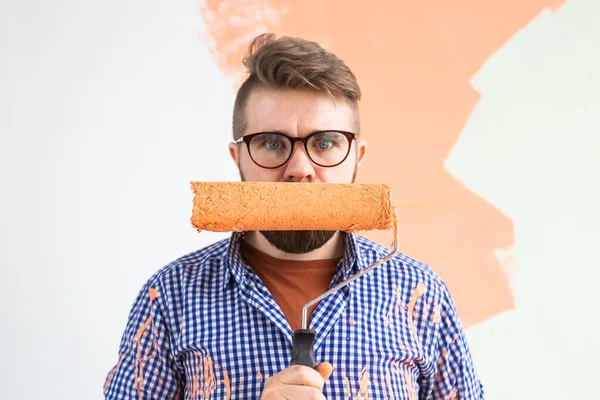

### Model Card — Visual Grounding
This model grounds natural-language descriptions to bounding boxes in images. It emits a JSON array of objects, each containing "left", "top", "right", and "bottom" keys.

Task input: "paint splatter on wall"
[{"left": 198, "top": 0, "right": 566, "bottom": 328}]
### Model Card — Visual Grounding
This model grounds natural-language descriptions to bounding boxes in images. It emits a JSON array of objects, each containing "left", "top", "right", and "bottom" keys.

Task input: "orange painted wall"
[{"left": 199, "top": 0, "right": 565, "bottom": 327}]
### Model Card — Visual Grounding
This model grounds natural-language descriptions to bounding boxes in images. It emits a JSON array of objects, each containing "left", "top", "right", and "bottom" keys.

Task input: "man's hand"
[{"left": 261, "top": 362, "right": 334, "bottom": 399}]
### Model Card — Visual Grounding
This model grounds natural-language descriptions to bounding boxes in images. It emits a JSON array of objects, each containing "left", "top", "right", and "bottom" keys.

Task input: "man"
[{"left": 104, "top": 34, "right": 484, "bottom": 399}]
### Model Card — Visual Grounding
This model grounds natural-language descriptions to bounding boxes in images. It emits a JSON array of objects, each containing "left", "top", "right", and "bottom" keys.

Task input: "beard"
[
  {"left": 238, "top": 150, "right": 357, "bottom": 254},
  {"left": 259, "top": 230, "right": 337, "bottom": 254}
]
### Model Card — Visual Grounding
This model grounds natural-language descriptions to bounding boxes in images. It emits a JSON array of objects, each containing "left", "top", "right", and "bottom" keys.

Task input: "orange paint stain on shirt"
[
  {"left": 432, "top": 303, "right": 442, "bottom": 324},
  {"left": 134, "top": 317, "right": 152, "bottom": 342},
  {"left": 191, "top": 351, "right": 204, "bottom": 398},
  {"left": 436, "top": 349, "right": 449, "bottom": 383},
  {"left": 357, "top": 366, "right": 370, "bottom": 399},
  {"left": 132, "top": 288, "right": 159, "bottom": 400},
  {"left": 384, "top": 286, "right": 404, "bottom": 327},
  {"left": 407, "top": 283, "right": 426, "bottom": 345},
  {"left": 340, "top": 369, "right": 352, "bottom": 398},
  {"left": 257, "top": 370, "right": 263, "bottom": 383},
  {"left": 404, "top": 370, "right": 417, "bottom": 400},
  {"left": 451, "top": 334, "right": 459, "bottom": 345},
  {"left": 190, "top": 351, "right": 218, "bottom": 400},
  {"left": 444, "top": 388, "right": 458, "bottom": 399},
  {"left": 348, "top": 316, "right": 357, "bottom": 325},
  {"left": 394, "top": 286, "right": 404, "bottom": 317},
  {"left": 221, "top": 370, "right": 231, "bottom": 400},
  {"left": 383, "top": 310, "right": 392, "bottom": 327},
  {"left": 385, "top": 371, "right": 394, "bottom": 399},
  {"left": 399, "top": 342, "right": 408, "bottom": 353},
  {"left": 203, "top": 354, "right": 217, "bottom": 399},
  {"left": 412, "top": 307, "right": 420, "bottom": 320},
  {"left": 152, "top": 369, "right": 161, "bottom": 386}
]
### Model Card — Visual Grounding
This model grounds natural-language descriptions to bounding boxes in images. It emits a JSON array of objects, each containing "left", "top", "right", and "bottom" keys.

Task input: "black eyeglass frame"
[{"left": 234, "top": 130, "right": 357, "bottom": 169}]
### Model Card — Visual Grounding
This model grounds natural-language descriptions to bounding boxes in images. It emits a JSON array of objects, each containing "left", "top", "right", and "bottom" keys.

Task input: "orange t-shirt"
[{"left": 240, "top": 239, "right": 341, "bottom": 331}]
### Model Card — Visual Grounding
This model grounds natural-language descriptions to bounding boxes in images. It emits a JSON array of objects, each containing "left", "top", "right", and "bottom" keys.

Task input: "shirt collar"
[
  {"left": 223, "top": 232, "right": 366, "bottom": 289},
  {"left": 223, "top": 232, "right": 246, "bottom": 289}
]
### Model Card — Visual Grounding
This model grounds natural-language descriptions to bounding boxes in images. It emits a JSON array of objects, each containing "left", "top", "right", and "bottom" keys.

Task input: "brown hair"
[{"left": 232, "top": 34, "right": 361, "bottom": 140}]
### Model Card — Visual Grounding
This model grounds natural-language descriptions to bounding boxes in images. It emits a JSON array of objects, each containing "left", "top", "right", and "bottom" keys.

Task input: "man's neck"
[{"left": 242, "top": 231, "right": 345, "bottom": 261}]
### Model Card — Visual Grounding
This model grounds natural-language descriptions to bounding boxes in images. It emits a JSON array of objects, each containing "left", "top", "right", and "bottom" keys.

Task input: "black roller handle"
[{"left": 289, "top": 329, "right": 317, "bottom": 368}]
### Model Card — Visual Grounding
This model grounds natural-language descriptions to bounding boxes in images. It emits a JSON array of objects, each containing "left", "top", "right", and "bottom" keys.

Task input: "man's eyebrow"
[{"left": 252, "top": 129, "right": 340, "bottom": 135}]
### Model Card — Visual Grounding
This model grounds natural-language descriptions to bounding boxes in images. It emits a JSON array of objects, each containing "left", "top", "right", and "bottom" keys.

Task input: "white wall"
[
  {"left": 1, "top": 0, "right": 599, "bottom": 399},
  {"left": 1, "top": 1, "right": 237, "bottom": 398}
]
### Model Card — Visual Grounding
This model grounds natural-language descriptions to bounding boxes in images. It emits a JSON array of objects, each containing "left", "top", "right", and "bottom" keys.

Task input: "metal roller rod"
[{"left": 301, "top": 225, "right": 400, "bottom": 330}]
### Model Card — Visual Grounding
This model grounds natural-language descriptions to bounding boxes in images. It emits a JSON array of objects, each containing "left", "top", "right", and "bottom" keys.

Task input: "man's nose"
[{"left": 282, "top": 143, "right": 316, "bottom": 182}]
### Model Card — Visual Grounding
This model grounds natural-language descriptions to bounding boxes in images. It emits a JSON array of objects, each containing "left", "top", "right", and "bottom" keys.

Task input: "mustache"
[{"left": 259, "top": 230, "right": 337, "bottom": 254}]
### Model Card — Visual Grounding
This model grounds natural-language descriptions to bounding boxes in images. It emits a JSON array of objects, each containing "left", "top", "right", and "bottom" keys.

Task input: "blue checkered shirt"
[{"left": 104, "top": 233, "right": 484, "bottom": 399}]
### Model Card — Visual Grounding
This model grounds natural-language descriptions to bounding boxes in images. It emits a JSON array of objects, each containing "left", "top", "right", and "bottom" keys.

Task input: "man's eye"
[
  {"left": 317, "top": 139, "right": 333, "bottom": 150},
  {"left": 265, "top": 140, "right": 282, "bottom": 150}
]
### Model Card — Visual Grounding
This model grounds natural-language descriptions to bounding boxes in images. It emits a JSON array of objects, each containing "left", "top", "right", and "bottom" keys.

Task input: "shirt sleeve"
[
  {"left": 420, "top": 284, "right": 485, "bottom": 400},
  {"left": 104, "top": 279, "right": 184, "bottom": 399}
]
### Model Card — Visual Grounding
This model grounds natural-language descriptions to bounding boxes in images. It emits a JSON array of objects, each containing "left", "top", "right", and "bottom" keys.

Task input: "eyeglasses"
[{"left": 235, "top": 130, "right": 356, "bottom": 169}]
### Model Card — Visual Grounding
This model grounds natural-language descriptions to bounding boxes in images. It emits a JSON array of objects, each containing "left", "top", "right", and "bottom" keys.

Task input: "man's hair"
[{"left": 232, "top": 34, "right": 361, "bottom": 140}]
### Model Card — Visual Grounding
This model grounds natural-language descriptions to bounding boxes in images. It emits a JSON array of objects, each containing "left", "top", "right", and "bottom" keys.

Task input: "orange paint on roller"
[{"left": 191, "top": 182, "right": 394, "bottom": 233}]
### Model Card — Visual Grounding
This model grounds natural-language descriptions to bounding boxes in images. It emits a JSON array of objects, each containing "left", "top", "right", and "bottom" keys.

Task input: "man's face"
[{"left": 229, "top": 88, "right": 367, "bottom": 253}]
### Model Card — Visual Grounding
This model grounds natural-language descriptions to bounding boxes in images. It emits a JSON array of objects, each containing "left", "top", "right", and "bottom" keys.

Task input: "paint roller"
[{"left": 191, "top": 181, "right": 399, "bottom": 368}]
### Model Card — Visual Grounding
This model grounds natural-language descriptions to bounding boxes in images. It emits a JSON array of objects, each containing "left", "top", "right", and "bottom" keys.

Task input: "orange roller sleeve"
[{"left": 190, "top": 182, "right": 395, "bottom": 232}]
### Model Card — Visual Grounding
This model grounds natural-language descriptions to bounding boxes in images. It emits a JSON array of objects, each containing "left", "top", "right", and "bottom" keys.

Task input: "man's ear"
[
  {"left": 356, "top": 139, "right": 367, "bottom": 166},
  {"left": 229, "top": 142, "right": 239, "bottom": 165}
]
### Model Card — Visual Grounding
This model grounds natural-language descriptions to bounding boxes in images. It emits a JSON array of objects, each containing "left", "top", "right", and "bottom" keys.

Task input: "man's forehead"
[{"left": 244, "top": 88, "right": 355, "bottom": 134}]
